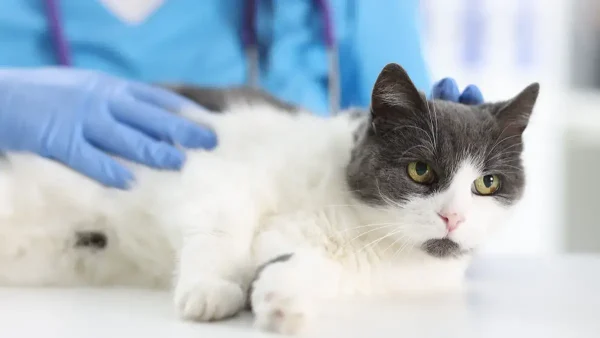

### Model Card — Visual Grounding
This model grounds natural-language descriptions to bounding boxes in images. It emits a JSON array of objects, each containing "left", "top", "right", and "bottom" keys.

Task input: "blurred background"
[{"left": 420, "top": 0, "right": 600, "bottom": 254}]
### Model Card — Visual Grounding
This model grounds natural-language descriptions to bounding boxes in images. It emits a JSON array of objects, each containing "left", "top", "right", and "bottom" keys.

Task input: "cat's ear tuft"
[
  {"left": 371, "top": 63, "right": 427, "bottom": 121},
  {"left": 493, "top": 82, "right": 540, "bottom": 135}
]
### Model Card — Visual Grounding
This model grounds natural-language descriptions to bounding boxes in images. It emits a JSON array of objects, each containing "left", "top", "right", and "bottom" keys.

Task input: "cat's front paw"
[
  {"left": 252, "top": 289, "right": 311, "bottom": 335},
  {"left": 174, "top": 277, "right": 245, "bottom": 321},
  {"left": 250, "top": 250, "right": 334, "bottom": 334}
]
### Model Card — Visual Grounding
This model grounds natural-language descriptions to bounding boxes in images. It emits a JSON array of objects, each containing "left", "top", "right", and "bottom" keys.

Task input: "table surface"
[{"left": 2, "top": 255, "right": 600, "bottom": 338}]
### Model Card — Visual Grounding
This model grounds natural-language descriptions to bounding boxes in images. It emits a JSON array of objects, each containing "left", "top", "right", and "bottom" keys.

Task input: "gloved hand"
[
  {"left": 0, "top": 67, "right": 217, "bottom": 189},
  {"left": 431, "top": 78, "right": 484, "bottom": 105}
]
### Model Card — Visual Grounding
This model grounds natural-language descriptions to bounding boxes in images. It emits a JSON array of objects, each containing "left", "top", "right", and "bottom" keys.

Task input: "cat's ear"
[
  {"left": 371, "top": 63, "right": 427, "bottom": 122},
  {"left": 493, "top": 83, "right": 540, "bottom": 135}
]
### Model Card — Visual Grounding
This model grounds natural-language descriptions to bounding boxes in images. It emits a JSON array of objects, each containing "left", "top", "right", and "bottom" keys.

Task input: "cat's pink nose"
[{"left": 439, "top": 212, "right": 465, "bottom": 232}]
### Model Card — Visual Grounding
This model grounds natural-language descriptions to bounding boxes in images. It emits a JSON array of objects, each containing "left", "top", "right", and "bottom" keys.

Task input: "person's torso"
[{"left": 0, "top": 0, "right": 247, "bottom": 86}]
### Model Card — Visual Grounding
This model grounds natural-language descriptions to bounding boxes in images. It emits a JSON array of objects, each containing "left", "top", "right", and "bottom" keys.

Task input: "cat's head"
[{"left": 347, "top": 63, "right": 539, "bottom": 259}]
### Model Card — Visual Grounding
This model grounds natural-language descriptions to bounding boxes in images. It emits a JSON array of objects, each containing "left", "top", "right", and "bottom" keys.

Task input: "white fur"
[{"left": 0, "top": 103, "right": 515, "bottom": 334}]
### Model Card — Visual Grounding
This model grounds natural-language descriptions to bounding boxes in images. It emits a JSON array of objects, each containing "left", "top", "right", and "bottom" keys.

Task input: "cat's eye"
[
  {"left": 407, "top": 161, "right": 435, "bottom": 184},
  {"left": 473, "top": 174, "right": 501, "bottom": 195}
]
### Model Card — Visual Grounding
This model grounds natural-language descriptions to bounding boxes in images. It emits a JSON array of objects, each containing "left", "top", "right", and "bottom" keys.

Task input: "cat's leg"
[
  {"left": 250, "top": 248, "right": 342, "bottom": 335},
  {"left": 172, "top": 200, "right": 258, "bottom": 322},
  {"left": 174, "top": 235, "right": 254, "bottom": 321}
]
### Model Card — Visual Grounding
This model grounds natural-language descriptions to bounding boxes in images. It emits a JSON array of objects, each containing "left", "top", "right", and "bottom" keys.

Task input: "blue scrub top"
[{"left": 0, "top": 0, "right": 431, "bottom": 115}]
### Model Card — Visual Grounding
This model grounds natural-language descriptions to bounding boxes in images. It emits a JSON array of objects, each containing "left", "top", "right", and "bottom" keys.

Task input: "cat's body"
[{"left": 0, "top": 64, "right": 539, "bottom": 334}]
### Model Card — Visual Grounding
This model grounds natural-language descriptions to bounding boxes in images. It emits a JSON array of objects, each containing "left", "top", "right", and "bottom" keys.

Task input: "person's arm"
[{"left": 0, "top": 68, "right": 217, "bottom": 189}]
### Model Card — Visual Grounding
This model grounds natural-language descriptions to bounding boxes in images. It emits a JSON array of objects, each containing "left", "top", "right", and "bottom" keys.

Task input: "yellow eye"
[
  {"left": 473, "top": 174, "right": 501, "bottom": 195},
  {"left": 407, "top": 161, "right": 435, "bottom": 184}
]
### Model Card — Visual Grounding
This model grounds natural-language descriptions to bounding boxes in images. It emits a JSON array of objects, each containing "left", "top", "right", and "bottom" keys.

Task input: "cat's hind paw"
[{"left": 174, "top": 277, "right": 245, "bottom": 322}]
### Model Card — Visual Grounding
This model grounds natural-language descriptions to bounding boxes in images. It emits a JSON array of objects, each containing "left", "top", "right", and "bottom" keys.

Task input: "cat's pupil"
[
  {"left": 483, "top": 175, "right": 494, "bottom": 187},
  {"left": 415, "top": 162, "right": 428, "bottom": 176}
]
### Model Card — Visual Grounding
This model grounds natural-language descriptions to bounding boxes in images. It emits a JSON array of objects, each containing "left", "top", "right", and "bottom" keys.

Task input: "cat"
[{"left": 0, "top": 63, "right": 539, "bottom": 335}]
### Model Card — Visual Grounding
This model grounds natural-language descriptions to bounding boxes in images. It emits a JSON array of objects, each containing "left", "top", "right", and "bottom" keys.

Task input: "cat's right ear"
[
  {"left": 371, "top": 63, "right": 427, "bottom": 123},
  {"left": 493, "top": 82, "right": 540, "bottom": 136}
]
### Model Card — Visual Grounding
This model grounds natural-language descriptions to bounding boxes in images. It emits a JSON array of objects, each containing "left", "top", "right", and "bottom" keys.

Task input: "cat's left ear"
[
  {"left": 493, "top": 83, "right": 540, "bottom": 135},
  {"left": 371, "top": 63, "right": 427, "bottom": 122}
]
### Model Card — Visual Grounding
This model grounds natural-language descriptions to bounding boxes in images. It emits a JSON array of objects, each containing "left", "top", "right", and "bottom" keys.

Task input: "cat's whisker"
[
  {"left": 487, "top": 150, "right": 523, "bottom": 162},
  {"left": 486, "top": 143, "right": 524, "bottom": 162},
  {"left": 381, "top": 233, "right": 408, "bottom": 255},
  {"left": 357, "top": 228, "right": 405, "bottom": 254},
  {"left": 392, "top": 239, "right": 416, "bottom": 260},
  {"left": 495, "top": 164, "right": 525, "bottom": 173},
  {"left": 388, "top": 124, "right": 427, "bottom": 137},
  {"left": 385, "top": 196, "right": 403, "bottom": 209},
  {"left": 336, "top": 188, "right": 368, "bottom": 194},
  {"left": 494, "top": 141, "right": 524, "bottom": 153},
  {"left": 391, "top": 152, "right": 425, "bottom": 163},
  {"left": 496, "top": 170, "right": 524, "bottom": 176},
  {"left": 404, "top": 243, "right": 415, "bottom": 258},
  {"left": 498, "top": 164, "right": 524, "bottom": 170},
  {"left": 431, "top": 99, "right": 439, "bottom": 150},
  {"left": 391, "top": 239, "right": 410, "bottom": 259},
  {"left": 379, "top": 192, "right": 402, "bottom": 210},
  {"left": 399, "top": 144, "right": 433, "bottom": 160},
  {"left": 345, "top": 223, "right": 399, "bottom": 244},
  {"left": 389, "top": 123, "right": 435, "bottom": 152},
  {"left": 487, "top": 133, "right": 522, "bottom": 157},
  {"left": 322, "top": 204, "right": 366, "bottom": 209},
  {"left": 486, "top": 123, "right": 515, "bottom": 158},
  {"left": 424, "top": 99, "right": 437, "bottom": 151},
  {"left": 374, "top": 178, "right": 407, "bottom": 210},
  {"left": 341, "top": 222, "right": 401, "bottom": 233}
]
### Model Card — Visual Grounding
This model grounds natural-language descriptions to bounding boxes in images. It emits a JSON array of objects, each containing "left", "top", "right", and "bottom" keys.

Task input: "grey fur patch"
[
  {"left": 162, "top": 85, "right": 299, "bottom": 114},
  {"left": 254, "top": 253, "right": 294, "bottom": 278},
  {"left": 75, "top": 231, "right": 107, "bottom": 250},
  {"left": 422, "top": 238, "right": 462, "bottom": 258},
  {"left": 247, "top": 253, "right": 294, "bottom": 310}
]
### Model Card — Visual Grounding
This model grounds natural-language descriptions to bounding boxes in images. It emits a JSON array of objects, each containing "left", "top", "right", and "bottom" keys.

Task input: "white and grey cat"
[{"left": 0, "top": 64, "right": 539, "bottom": 334}]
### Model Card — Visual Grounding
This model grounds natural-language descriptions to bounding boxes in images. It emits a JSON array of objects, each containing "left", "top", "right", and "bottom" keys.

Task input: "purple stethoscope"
[{"left": 43, "top": 0, "right": 340, "bottom": 114}]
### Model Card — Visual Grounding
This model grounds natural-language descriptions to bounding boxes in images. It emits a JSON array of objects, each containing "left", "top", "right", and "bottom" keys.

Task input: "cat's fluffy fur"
[{"left": 0, "top": 64, "right": 539, "bottom": 334}]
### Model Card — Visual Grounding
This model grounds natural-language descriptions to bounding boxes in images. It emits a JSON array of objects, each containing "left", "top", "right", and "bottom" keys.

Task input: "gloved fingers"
[
  {"left": 128, "top": 81, "right": 200, "bottom": 112},
  {"left": 459, "top": 85, "right": 484, "bottom": 105},
  {"left": 63, "top": 143, "right": 135, "bottom": 190},
  {"left": 431, "top": 78, "right": 460, "bottom": 102},
  {"left": 85, "top": 119, "right": 186, "bottom": 171},
  {"left": 110, "top": 98, "right": 217, "bottom": 149}
]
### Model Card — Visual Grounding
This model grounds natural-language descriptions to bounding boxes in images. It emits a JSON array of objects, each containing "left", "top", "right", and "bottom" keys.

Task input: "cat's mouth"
[{"left": 421, "top": 238, "right": 465, "bottom": 258}]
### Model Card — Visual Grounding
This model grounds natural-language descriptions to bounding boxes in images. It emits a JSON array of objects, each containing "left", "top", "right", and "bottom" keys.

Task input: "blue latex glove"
[
  {"left": 431, "top": 78, "right": 484, "bottom": 105},
  {"left": 0, "top": 68, "right": 217, "bottom": 189}
]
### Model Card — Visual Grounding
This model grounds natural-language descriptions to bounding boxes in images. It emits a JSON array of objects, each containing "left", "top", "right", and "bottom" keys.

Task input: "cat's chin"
[{"left": 421, "top": 238, "right": 470, "bottom": 259}]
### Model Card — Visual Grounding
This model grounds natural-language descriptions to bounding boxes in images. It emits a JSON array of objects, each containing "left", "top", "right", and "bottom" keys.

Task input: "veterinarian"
[{"left": 0, "top": 0, "right": 482, "bottom": 190}]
